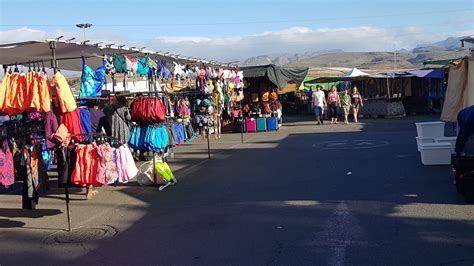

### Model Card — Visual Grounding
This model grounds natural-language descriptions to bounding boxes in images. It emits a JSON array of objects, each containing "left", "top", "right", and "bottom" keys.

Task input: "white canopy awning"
[
  {"left": 0, "top": 40, "right": 211, "bottom": 71},
  {"left": 342, "top": 67, "right": 371, "bottom": 78}
]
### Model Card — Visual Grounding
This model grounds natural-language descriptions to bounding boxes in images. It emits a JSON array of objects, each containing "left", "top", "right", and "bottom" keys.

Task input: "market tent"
[
  {"left": 305, "top": 68, "right": 385, "bottom": 83},
  {"left": 342, "top": 67, "right": 370, "bottom": 77},
  {"left": 441, "top": 59, "right": 474, "bottom": 122},
  {"left": 303, "top": 76, "right": 340, "bottom": 91},
  {"left": 385, "top": 69, "right": 445, "bottom": 79},
  {"left": 0, "top": 40, "right": 206, "bottom": 71},
  {"left": 423, "top": 58, "right": 464, "bottom": 66},
  {"left": 241, "top": 64, "right": 308, "bottom": 88},
  {"left": 277, "top": 81, "right": 305, "bottom": 94}
]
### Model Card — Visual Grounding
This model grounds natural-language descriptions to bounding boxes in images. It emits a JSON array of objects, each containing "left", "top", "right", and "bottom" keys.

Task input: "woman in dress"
[
  {"left": 351, "top": 87, "right": 363, "bottom": 123},
  {"left": 340, "top": 89, "right": 352, "bottom": 124}
]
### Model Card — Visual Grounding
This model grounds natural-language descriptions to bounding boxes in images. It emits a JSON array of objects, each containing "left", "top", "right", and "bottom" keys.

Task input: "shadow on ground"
[{"left": 1, "top": 115, "right": 473, "bottom": 265}]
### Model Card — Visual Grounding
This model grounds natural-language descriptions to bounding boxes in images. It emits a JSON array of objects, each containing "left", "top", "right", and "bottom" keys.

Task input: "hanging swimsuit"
[
  {"left": 113, "top": 54, "right": 127, "bottom": 73},
  {"left": 80, "top": 57, "right": 106, "bottom": 97},
  {"left": 0, "top": 139, "right": 15, "bottom": 187},
  {"left": 136, "top": 57, "right": 149, "bottom": 76}
]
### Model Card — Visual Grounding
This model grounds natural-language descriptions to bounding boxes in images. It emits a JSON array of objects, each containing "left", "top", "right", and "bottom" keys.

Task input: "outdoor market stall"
[
  {"left": 441, "top": 58, "right": 474, "bottom": 122},
  {"left": 306, "top": 67, "right": 446, "bottom": 117},
  {"left": 0, "top": 38, "right": 230, "bottom": 231},
  {"left": 241, "top": 64, "right": 308, "bottom": 131}
]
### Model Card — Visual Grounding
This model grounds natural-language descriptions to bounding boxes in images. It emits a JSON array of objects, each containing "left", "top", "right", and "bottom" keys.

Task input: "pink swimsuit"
[{"left": 0, "top": 139, "right": 14, "bottom": 186}]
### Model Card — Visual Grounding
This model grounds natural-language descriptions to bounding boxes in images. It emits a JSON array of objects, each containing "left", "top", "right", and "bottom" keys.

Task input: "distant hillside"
[
  {"left": 240, "top": 36, "right": 470, "bottom": 70},
  {"left": 284, "top": 50, "right": 468, "bottom": 69},
  {"left": 241, "top": 49, "right": 343, "bottom": 66}
]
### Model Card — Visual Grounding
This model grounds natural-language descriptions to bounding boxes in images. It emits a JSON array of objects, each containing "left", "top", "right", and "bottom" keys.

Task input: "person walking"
[
  {"left": 351, "top": 86, "right": 363, "bottom": 123},
  {"left": 327, "top": 85, "right": 340, "bottom": 124},
  {"left": 340, "top": 89, "right": 352, "bottom": 124},
  {"left": 312, "top": 85, "right": 327, "bottom": 125}
]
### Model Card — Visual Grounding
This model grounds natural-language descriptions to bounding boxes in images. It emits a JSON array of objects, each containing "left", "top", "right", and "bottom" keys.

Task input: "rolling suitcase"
[
  {"left": 246, "top": 118, "right": 256, "bottom": 133},
  {"left": 266, "top": 117, "right": 278, "bottom": 131},
  {"left": 256, "top": 118, "right": 267, "bottom": 131}
]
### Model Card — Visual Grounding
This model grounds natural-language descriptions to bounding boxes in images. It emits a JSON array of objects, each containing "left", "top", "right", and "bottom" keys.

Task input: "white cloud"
[
  {"left": 142, "top": 26, "right": 473, "bottom": 61},
  {"left": 0, "top": 27, "right": 125, "bottom": 45},
  {"left": 1, "top": 26, "right": 472, "bottom": 62}
]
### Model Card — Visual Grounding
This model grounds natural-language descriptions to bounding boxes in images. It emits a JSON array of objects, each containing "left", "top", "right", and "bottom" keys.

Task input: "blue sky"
[{"left": 0, "top": 0, "right": 473, "bottom": 60}]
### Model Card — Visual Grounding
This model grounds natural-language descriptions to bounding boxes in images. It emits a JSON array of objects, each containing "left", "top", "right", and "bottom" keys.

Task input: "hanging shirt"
[
  {"left": 44, "top": 111, "right": 59, "bottom": 149},
  {"left": 61, "top": 109, "right": 83, "bottom": 142},
  {"left": 80, "top": 57, "right": 106, "bottom": 98},
  {"left": 88, "top": 107, "right": 106, "bottom": 133},
  {"left": 0, "top": 73, "right": 9, "bottom": 111},
  {"left": 79, "top": 108, "right": 93, "bottom": 140},
  {"left": 53, "top": 72, "right": 77, "bottom": 113}
]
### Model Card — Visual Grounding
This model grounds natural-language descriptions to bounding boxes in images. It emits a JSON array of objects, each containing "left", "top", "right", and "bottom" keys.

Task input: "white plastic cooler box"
[
  {"left": 418, "top": 142, "right": 452, "bottom": 165},
  {"left": 415, "top": 121, "right": 445, "bottom": 138}
]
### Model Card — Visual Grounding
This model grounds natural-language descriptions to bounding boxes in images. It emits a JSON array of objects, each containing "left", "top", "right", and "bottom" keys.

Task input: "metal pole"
[
  {"left": 49, "top": 41, "right": 57, "bottom": 74},
  {"left": 152, "top": 151, "right": 157, "bottom": 185},
  {"left": 240, "top": 102, "right": 244, "bottom": 144},
  {"left": 50, "top": 40, "right": 72, "bottom": 231},
  {"left": 65, "top": 186, "right": 72, "bottom": 232},
  {"left": 206, "top": 127, "right": 211, "bottom": 159}
]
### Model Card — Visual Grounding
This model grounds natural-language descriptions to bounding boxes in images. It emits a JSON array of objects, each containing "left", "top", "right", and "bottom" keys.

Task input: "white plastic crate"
[
  {"left": 415, "top": 121, "right": 445, "bottom": 138},
  {"left": 416, "top": 136, "right": 434, "bottom": 152},
  {"left": 434, "top": 137, "right": 457, "bottom": 154},
  {"left": 419, "top": 142, "right": 452, "bottom": 165}
]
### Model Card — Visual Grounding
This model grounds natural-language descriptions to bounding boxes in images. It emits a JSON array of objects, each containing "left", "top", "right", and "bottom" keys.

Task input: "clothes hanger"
[{"left": 14, "top": 64, "right": 19, "bottom": 73}]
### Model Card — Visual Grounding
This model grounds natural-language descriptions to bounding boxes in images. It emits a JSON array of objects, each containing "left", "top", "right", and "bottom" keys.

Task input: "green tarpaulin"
[
  {"left": 423, "top": 58, "right": 462, "bottom": 66},
  {"left": 241, "top": 64, "right": 308, "bottom": 88}
]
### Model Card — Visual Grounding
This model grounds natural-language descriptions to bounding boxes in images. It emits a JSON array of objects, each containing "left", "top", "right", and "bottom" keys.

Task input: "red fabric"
[
  {"left": 131, "top": 97, "right": 166, "bottom": 124},
  {"left": 71, "top": 144, "right": 99, "bottom": 187},
  {"left": 61, "top": 109, "right": 83, "bottom": 142}
]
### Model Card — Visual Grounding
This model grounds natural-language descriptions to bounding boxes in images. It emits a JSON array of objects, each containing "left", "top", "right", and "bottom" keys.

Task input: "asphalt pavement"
[{"left": 0, "top": 115, "right": 473, "bottom": 265}]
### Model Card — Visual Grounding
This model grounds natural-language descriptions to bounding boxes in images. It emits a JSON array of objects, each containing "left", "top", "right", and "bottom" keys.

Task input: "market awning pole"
[
  {"left": 50, "top": 40, "right": 72, "bottom": 232},
  {"left": 206, "top": 127, "right": 211, "bottom": 159},
  {"left": 387, "top": 77, "right": 391, "bottom": 103},
  {"left": 240, "top": 102, "right": 244, "bottom": 144},
  {"left": 153, "top": 151, "right": 157, "bottom": 185}
]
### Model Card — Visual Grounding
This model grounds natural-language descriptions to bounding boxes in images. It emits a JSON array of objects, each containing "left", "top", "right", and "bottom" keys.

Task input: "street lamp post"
[{"left": 76, "top": 23, "right": 93, "bottom": 43}]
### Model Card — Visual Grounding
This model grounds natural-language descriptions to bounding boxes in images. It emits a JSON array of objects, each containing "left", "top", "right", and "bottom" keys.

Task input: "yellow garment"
[
  {"left": 5, "top": 73, "right": 19, "bottom": 114},
  {"left": 28, "top": 72, "right": 41, "bottom": 112},
  {"left": 38, "top": 72, "right": 52, "bottom": 112},
  {"left": 154, "top": 161, "right": 174, "bottom": 182},
  {"left": 9, "top": 73, "right": 27, "bottom": 115},
  {"left": 53, "top": 72, "right": 77, "bottom": 113},
  {"left": 0, "top": 73, "right": 10, "bottom": 111}
]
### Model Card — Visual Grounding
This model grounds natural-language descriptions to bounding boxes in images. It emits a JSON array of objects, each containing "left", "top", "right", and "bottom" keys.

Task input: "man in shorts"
[{"left": 312, "top": 85, "right": 327, "bottom": 125}]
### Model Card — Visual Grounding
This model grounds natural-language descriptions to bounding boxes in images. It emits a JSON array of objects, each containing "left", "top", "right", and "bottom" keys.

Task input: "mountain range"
[{"left": 240, "top": 36, "right": 470, "bottom": 70}]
